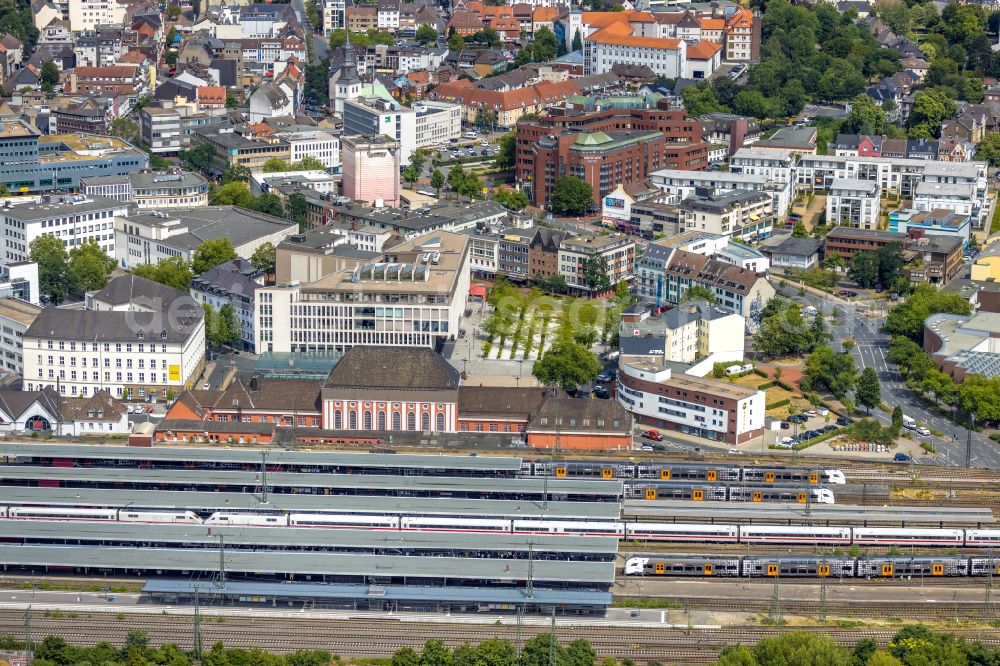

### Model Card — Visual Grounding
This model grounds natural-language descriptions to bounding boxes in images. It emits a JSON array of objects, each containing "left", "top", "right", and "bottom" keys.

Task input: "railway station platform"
[{"left": 142, "top": 580, "right": 612, "bottom": 616}]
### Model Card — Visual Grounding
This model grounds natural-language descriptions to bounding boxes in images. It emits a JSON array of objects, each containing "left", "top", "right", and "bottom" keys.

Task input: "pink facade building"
[{"left": 342, "top": 134, "right": 400, "bottom": 207}]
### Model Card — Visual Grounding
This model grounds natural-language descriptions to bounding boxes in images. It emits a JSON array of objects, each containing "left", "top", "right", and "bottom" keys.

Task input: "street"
[{"left": 774, "top": 281, "right": 1000, "bottom": 469}]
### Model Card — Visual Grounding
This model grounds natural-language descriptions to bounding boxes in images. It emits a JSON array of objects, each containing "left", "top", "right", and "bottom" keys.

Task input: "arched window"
[
  {"left": 334, "top": 411, "right": 342, "bottom": 429},
  {"left": 363, "top": 411, "right": 372, "bottom": 430},
  {"left": 378, "top": 411, "right": 386, "bottom": 430},
  {"left": 436, "top": 412, "right": 445, "bottom": 431},
  {"left": 392, "top": 412, "right": 401, "bottom": 430},
  {"left": 421, "top": 412, "right": 430, "bottom": 431},
  {"left": 349, "top": 410, "right": 357, "bottom": 430},
  {"left": 407, "top": 412, "right": 416, "bottom": 431}
]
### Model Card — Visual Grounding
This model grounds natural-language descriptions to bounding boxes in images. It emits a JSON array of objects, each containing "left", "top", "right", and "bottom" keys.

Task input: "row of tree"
[{"left": 29, "top": 237, "right": 116, "bottom": 305}]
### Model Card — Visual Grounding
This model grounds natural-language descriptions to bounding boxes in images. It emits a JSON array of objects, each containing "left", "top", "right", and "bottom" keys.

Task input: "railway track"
[{"left": 3, "top": 608, "right": 1000, "bottom": 664}]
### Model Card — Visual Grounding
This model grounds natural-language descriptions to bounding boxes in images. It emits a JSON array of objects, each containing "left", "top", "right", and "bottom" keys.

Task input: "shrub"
[{"left": 766, "top": 398, "right": 791, "bottom": 410}]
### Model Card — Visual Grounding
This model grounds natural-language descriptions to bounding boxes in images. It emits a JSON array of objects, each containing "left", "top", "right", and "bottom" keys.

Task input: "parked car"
[
  {"left": 836, "top": 416, "right": 851, "bottom": 426},
  {"left": 639, "top": 445, "right": 653, "bottom": 451},
  {"left": 727, "top": 448, "right": 744, "bottom": 455},
  {"left": 644, "top": 429, "right": 663, "bottom": 441},
  {"left": 780, "top": 421, "right": 790, "bottom": 429},
  {"left": 594, "top": 386, "right": 610, "bottom": 399},
  {"left": 597, "top": 371, "right": 613, "bottom": 382},
  {"left": 894, "top": 453, "right": 913, "bottom": 462}
]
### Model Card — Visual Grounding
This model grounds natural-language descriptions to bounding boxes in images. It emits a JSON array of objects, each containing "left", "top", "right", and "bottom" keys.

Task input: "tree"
[
  {"left": 495, "top": 132, "right": 516, "bottom": 170},
  {"left": 218, "top": 303, "right": 242, "bottom": 347},
  {"left": 415, "top": 23, "right": 438, "bottom": 45},
  {"left": 0, "top": 183, "right": 10, "bottom": 197},
  {"left": 520, "top": 634, "right": 568, "bottom": 666},
  {"left": 286, "top": 191, "right": 309, "bottom": 230},
  {"left": 110, "top": 117, "right": 140, "bottom": 146},
  {"left": 791, "top": 220, "right": 808, "bottom": 238},
  {"left": 419, "top": 639, "right": 452, "bottom": 666},
  {"left": 250, "top": 192, "right": 285, "bottom": 217},
  {"left": 68, "top": 239, "right": 115, "bottom": 293},
  {"left": 848, "top": 251, "right": 880, "bottom": 289},
  {"left": 874, "top": 0, "right": 910, "bottom": 34},
  {"left": 976, "top": 132, "right": 1000, "bottom": 167},
  {"left": 958, "top": 374, "right": 1000, "bottom": 423},
  {"left": 493, "top": 188, "right": 529, "bottom": 210},
  {"left": 856, "top": 367, "right": 881, "bottom": 414},
  {"left": 532, "top": 341, "right": 602, "bottom": 388},
  {"left": 565, "top": 640, "right": 595, "bottom": 666},
  {"left": 864, "top": 653, "right": 903, "bottom": 666},
  {"left": 572, "top": 29, "right": 582, "bottom": 52},
  {"left": 845, "top": 94, "right": 887, "bottom": 136},
  {"left": 262, "top": 158, "right": 291, "bottom": 172},
  {"left": 802, "top": 344, "right": 857, "bottom": 398},
  {"left": 166, "top": 3, "right": 181, "bottom": 18},
  {"left": 680, "top": 284, "right": 717, "bottom": 304},
  {"left": 430, "top": 169, "right": 445, "bottom": 196},
  {"left": 474, "top": 638, "right": 517, "bottom": 666},
  {"left": 817, "top": 59, "right": 866, "bottom": 101},
  {"left": 907, "top": 88, "right": 957, "bottom": 138},
  {"left": 131, "top": 256, "right": 193, "bottom": 290},
  {"left": 202, "top": 303, "right": 236, "bottom": 349},
  {"left": 885, "top": 284, "right": 973, "bottom": 340},
  {"left": 402, "top": 164, "right": 421, "bottom": 185},
  {"left": 549, "top": 176, "right": 593, "bottom": 215},
  {"left": 732, "top": 89, "right": 775, "bottom": 119},
  {"left": 582, "top": 251, "right": 611, "bottom": 293},
  {"left": 209, "top": 181, "right": 255, "bottom": 207},
  {"left": 250, "top": 242, "right": 275, "bottom": 277},
  {"left": 29, "top": 235, "right": 71, "bottom": 304},
  {"left": 681, "top": 83, "right": 726, "bottom": 117},
  {"left": 39, "top": 61, "right": 59, "bottom": 92},
  {"left": 475, "top": 108, "right": 497, "bottom": 131},
  {"left": 875, "top": 243, "right": 904, "bottom": 287},
  {"left": 533, "top": 26, "right": 558, "bottom": 61},
  {"left": 752, "top": 632, "right": 848, "bottom": 666},
  {"left": 179, "top": 143, "right": 215, "bottom": 172},
  {"left": 392, "top": 647, "right": 421, "bottom": 666},
  {"left": 447, "top": 31, "right": 465, "bottom": 52},
  {"left": 810, "top": 313, "right": 829, "bottom": 348},
  {"left": 220, "top": 164, "right": 251, "bottom": 184},
  {"left": 192, "top": 238, "right": 237, "bottom": 275}
]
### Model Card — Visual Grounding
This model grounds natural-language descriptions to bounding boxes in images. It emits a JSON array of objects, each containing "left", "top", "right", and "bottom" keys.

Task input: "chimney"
[{"left": 729, "top": 117, "right": 747, "bottom": 158}]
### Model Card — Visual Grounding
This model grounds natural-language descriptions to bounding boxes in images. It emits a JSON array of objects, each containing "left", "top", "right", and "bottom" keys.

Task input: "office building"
[
  {"left": 558, "top": 233, "right": 635, "bottom": 296},
  {"left": 140, "top": 107, "right": 181, "bottom": 156},
  {"left": 23, "top": 275, "right": 206, "bottom": 400},
  {"left": 343, "top": 97, "right": 417, "bottom": 164},
  {"left": 678, "top": 190, "right": 773, "bottom": 242},
  {"left": 619, "top": 300, "right": 744, "bottom": 367},
  {"left": 0, "top": 297, "right": 42, "bottom": 376},
  {"left": 341, "top": 135, "right": 401, "bottom": 207},
  {"left": 190, "top": 259, "right": 265, "bottom": 352},
  {"left": 0, "top": 194, "right": 126, "bottom": 262},
  {"left": 255, "top": 231, "right": 470, "bottom": 354},
  {"left": 81, "top": 172, "right": 210, "bottom": 209},
  {"left": 822, "top": 227, "right": 906, "bottom": 260}
]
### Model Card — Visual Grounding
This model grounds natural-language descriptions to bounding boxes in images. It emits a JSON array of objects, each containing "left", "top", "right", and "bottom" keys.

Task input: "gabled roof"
[
  {"left": 61, "top": 390, "right": 126, "bottom": 423},
  {"left": 0, "top": 386, "right": 60, "bottom": 425},
  {"left": 686, "top": 40, "right": 720, "bottom": 60},
  {"left": 325, "top": 347, "right": 461, "bottom": 391},
  {"left": 532, "top": 6, "right": 558, "bottom": 21},
  {"left": 457, "top": 386, "right": 547, "bottom": 418}
]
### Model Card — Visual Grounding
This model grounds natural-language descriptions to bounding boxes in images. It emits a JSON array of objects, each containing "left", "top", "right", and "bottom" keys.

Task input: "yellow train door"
[
  {"left": 932, "top": 563, "right": 944, "bottom": 577},
  {"left": 601, "top": 467, "right": 613, "bottom": 479},
  {"left": 809, "top": 472, "right": 819, "bottom": 485},
  {"left": 703, "top": 563, "right": 714, "bottom": 576},
  {"left": 752, "top": 491, "right": 763, "bottom": 502},
  {"left": 767, "top": 564, "right": 779, "bottom": 577},
  {"left": 707, "top": 470, "right": 717, "bottom": 481},
  {"left": 797, "top": 492, "right": 808, "bottom": 504},
  {"left": 818, "top": 564, "right": 830, "bottom": 577},
  {"left": 882, "top": 563, "right": 894, "bottom": 577},
  {"left": 692, "top": 489, "right": 704, "bottom": 501},
  {"left": 555, "top": 467, "right": 566, "bottom": 478},
  {"left": 660, "top": 469, "right": 671, "bottom": 480},
  {"left": 654, "top": 562, "right": 665, "bottom": 575},
  {"left": 764, "top": 471, "right": 775, "bottom": 483},
  {"left": 644, "top": 487, "right": 658, "bottom": 500}
]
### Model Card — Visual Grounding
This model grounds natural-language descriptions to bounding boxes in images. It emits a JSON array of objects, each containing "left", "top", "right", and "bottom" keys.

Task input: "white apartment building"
[
  {"left": 649, "top": 168, "right": 792, "bottom": 217},
  {"left": 256, "top": 231, "right": 471, "bottom": 354},
  {"left": 68, "top": 0, "right": 125, "bottom": 32},
  {"left": 826, "top": 177, "right": 880, "bottom": 229},
  {"left": 323, "top": 0, "right": 344, "bottom": 33},
  {"left": 23, "top": 276, "right": 206, "bottom": 400},
  {"left": 584, "top": 31, "right": 686, "bottom": 78},
  {"left": 558, "top": 234, "right": 635, "bottom": 295},
  {"left": 413, "top": 101, "right": 463, "bottom": 147},
  {"left": 616, "top": 356, "right": 765, "bottom": 445},
  {"left": 469, "top": 233, "right": 498, "bottom": 277},
  {"left": 619, "top": 300, "right": 745, "bottom": 366},
  {"left": 0, "top": 194, "right": 126, "bottom": 263},
  {"left": 250, "top": 170, "right": 338, "bottom": 196},
  {"left": 377, "top": 0, "right": 400, "bottom": 31},
  {"left": 140, "top": 107, "right": 181, "bottom": 155},
  {"left": 0, "top": 297, "right": 41, "bottom": 376},
  {"left": 678, "top": 190, "right": 773, "bottom": 242},
  {"left": 730, "top": 147, "right": 796, "bottom": 185},
  {"left": 343, "top": 96, "right": 417, "bottom": 164},
  {"left": 913, "top": 182, "right": 976, "bottom": 218},
  {"left": 795, "top": 154, "right": 989, "bottom": 226},
  {"left": 276, "top": 130, "right": 341, "bottom": 171}
]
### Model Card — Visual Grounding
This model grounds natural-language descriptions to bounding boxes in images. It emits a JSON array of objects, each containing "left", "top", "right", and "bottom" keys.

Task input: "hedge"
[{"left": 766, "top": 398, "right": 791, "bottom": 410}]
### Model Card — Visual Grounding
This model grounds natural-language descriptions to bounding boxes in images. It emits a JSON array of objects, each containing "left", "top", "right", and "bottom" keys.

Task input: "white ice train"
[{"left": 4, "top": 506, "right": 1000, "bottom": 547}]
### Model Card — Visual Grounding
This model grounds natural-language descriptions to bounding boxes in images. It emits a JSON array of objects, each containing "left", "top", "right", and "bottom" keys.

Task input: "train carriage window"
[
  {"left": 692, "top": 489, "right": 703, "bottom": 501},
  {"left": 654, "top": 562, "right": 665, "bottom": 575},
  {"left": 660, "top": 469, "right": 671, "bottom": 480},
  {"left": 555, "top": 467, "right": 566, "bottom": 478},
  {"left": 644, "top": 488, "right": 657, "bottom": 500},
  {"left": 602, "top": 467, "right": 613, "bottom": 479},
  {"left": 818, "top": 564, "right": 830, "bottom": 577},
  {"left": 809, "top": 472, "right": 819, "bottom": 485},
  {"left": 765, "top": 471, "right": 775, "bottom": 483},
  {"left": 882, "top": 564, "right": 894, "bottom": 577},
  {"left": 932, "top": 563, "right": 944, "bottom": 576},
  {"left": 707, "top": 470, "right": 717, "bottom": 482},
  {"left": 752, "top": 491, "right": 762, "bottom": 502},
  {"left": 704, "top": 563, "right": 714, "bottom": 575},
  {"left": 766, "top": 564, "right": 778, "bottom": 577}
]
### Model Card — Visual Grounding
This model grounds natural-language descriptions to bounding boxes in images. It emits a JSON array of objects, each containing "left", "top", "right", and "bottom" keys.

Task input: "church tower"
[{"left": 329, "top": 29, "right": 363, "bottom": 114}]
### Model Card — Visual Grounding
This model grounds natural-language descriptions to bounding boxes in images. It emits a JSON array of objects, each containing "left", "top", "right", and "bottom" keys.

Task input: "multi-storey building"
[
  {"left": 343, "top": 97, "right": 417, "bottom": 164},
  {"left": 497, "top": 227, "right": 535, "bottom": 279},
  {"left": 275, "top": 129, "right": 340, "bottom": 171},
  {"left": 254, "top": 231, "right": 471, "bottom": 354},
  {"left": 729, "top": 148, "right": 796, "bottom": 185},
  {"left": 913, "top": 181, "right": 976, "bottom": 218},
  {"left": 66, "top": 65, "right": 144, "bottom": 96},
  {"left": 0, "top": 297, "right": 42, "bottom": 376},
  {"left": 616, "top": 355, "right": 765, "bottom": 445},
  {"left": 822, "top": 227, "right": 906, "bottom": 260},
  {"left": 558, "top": 233, "right": 635, "bottom": 295},
  {"left": 115, "top": 206, "right": 298, "bottom": 269},
  {"left": 723, "top": 6, "right": 758, "bottom": 61},
  {"left": 189, "top": 125, "right": 291, "bottom": 173},
  {"left": 413, "top": 101, "right": 463, "bottom": 148},
  {"left": 323, "top": 0, "right": 344, "bottom": 33},
  {"left": 140, "top": 107, "right": 181, "bottom": 155},
  {"left": 584, "top": 22, "right": 686, "bottom": 78},
  {"left": 80, "top": 172, "right": 210, "bottom": 209},
  {"left": 678, "top": 190, "right": 773, "bottom": 242},
  {"left": 527, "top": 130, "right": 667, "bottom": 208},
  {"left": 0, "top": 121, "right": 146, "bottom": 193},
  {"left": 341, "top": 134, "right": 400, "bottom": 207},
  {"left": 67, "top": 0, "right": 126, "bottom": 33},
  {"left": 23, "top": 276, "right": 206, "bottom": 400},
  {"left": 619, "top": 301, "right": 744, "bottom": 366},
  {"left": 826, "top": 177, "right": 880, "bottom": 229},
  {"left": 190, "top": 259, "right": 265, "bottom": 352},
  {"left": 649, "top": 168, "right": 791, "bottom": 218},
  {"left": 795, "top": 154, "right": 989, "bottom": 226},
  {"left": 890, "top": 208, "right": 972, "bottom": 247},
  {"left": 0, "top": 194, "right": 125, "bottom": 262}
]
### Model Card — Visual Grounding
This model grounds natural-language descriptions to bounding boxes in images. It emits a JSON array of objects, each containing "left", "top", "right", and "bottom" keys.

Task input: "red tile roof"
[{"left": 686, "top": 39, "right": 721, "bottom": 60}]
